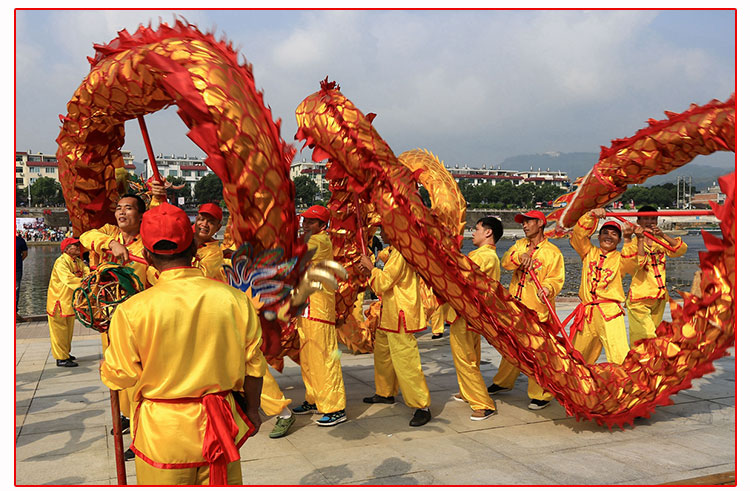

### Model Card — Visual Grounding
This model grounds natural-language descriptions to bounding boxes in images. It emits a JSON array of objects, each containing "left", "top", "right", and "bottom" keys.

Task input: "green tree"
[
  {"left": 30, "top": 177, "right": 64, "bottom": 206},
  {"left": 533, "top": 184, "right": 566, "bottom": 206},
  {"left": 294, "top": 175, "right": 320, "bottom": 208},
  {"left": 193, "top": 172, "right": 223, "bottom": 205}
]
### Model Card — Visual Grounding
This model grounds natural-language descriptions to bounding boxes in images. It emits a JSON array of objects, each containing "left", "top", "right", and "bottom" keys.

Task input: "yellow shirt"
[
  {"left": 571, "top": 214, "right": 637, "bottom": 319},
  {"left": 622, "top": 237, "right": 687, "bottom": 301},
  {"left": 369, "top": 247, "right": 425, "bottom": 333},
  {"left": 46, "top": 253, "right": 90, "bottom": 316},
  {"left": 79, "top": 224, "right": 158, "bottom": 288},
  {"left": 100, "top": 267, "right": 266, "bottom": 465},
  {"left": 194, "top": 240, "right": 227, "bottom": 282},
  {"left": 303, "top": 231, "right": 336, "bottom": 324},
  {"left": 501, "top": 238, "right": 564, "bottom": 322}
]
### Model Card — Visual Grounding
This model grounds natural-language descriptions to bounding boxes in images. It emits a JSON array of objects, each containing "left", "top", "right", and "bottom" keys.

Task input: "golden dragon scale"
[
  {"left": 295, "top": 82, "right": 735, "bottom": 428},
  {"left": 546, "top": 95, "right": 735, "bottom": 230},
  {"left": 56, "top": 21, "right": 304, "bottom": 367}
]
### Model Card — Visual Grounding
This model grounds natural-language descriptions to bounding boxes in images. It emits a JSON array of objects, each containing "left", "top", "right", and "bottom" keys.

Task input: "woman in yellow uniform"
[
  {"left": 569, "top": 208, "right": 643, "bottom": 365},
  {"left": 291, "top": 205, "right": 347, "bottom": 427},
  {"left": 359, "top": 229, "right": 431, "bottom": 427},
  {"left": 621, "top": 205, "right": 688, "bottom": 346},
  {"left": 450, "top": 217, "right": 503, "bottom": 420},
  {"left": 490, "top": 210, "right": 565, "bottom": 410},
  {"left": 100, "top": 202, "right": 265, "bottom": 485},
  {"left": 46, "top": 238, "right": 89, "bottom": 367}
]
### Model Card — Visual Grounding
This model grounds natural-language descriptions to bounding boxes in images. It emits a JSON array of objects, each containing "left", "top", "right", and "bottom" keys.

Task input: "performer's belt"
[
  {"left": 136, "top": 390, "right": 250, "bottom": 485},
  {"left": 568, "top": 299, "right": 624, "bottom": 337}
]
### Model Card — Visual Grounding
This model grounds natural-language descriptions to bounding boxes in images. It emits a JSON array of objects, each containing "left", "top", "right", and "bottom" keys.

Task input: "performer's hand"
[
  {"left": 108, "top": 240, "right": 130, "bottom": 263},
  {"left": 590, "top": 208, "right": 607, "bottom": 219},
  {"left": 620, "top": 222, "right": 635, "bottom": 239},
  {"left": 150, "top": 181, "right": 167, "bottom": 198},
  {"left": 537, "top": 286, "right": 550, "bottom": 300},
  {"left": 359, "top": 254, "right": 375, "bottom": 274},
  {"left": 634, "top": 226, "right": 645, "bottom": 238},
  {"left": 245, "top": 407, "right": 261, "bottom": 436},
  {"left": 519, "top": 253, "right": 533, "bottom": 270},
  {"left": 650, "top": 225, "right": 664, "bottom": 237}
]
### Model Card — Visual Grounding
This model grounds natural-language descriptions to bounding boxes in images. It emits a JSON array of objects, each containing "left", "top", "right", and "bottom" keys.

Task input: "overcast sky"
[{"left": 14, "top": 9, "right": 736, "bottom": 170}]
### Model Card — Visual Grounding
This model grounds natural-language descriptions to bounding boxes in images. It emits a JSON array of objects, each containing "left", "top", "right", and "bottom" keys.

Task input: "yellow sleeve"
[
  {"left": 370, "top": 251, "right": 405, "bottom": 296},
  {"left": 619, "top": 240, "right": 641, "bottom": 275},
  {"left": 570, "top": 213, "right": 596, "bottom": 259},
  {"left": 667, "top": 237, "right": 688, "bottom": 258},
  {"left": 56, "top": 256, "right": 85, "bottom": 291},
  {"left": 100, "top": 305, "right": 141, "bottom": 391},
  {"left": 500, "top": 242, "right": 522, "bottom": 271},
  {"left": 540, "top": 249, "right": 565, "bottom": 298},
  {"left": 80, "top": 224, "right": 119, "bottom": 255},
  {"left": 244, "top": 303, "right": 266, "bottom": 378}
]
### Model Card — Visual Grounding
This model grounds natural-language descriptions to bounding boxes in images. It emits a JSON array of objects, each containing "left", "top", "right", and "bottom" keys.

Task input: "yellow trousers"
[
  {"left": 626, "top": 297, "right": 667, "bottom": 347},
  {"left": 572, "top": 308, "right": 629, "bottom": 364},
  {"left": 449, "top": 318, "right": 495, "bottom": 411},
  {"left": 493, "top": 358, "right": 553, "bottom": 401},
  {"left": 373, "top": 329, "right": 431, "bottom": 409},
  {"left": 48, "top": 315, "right": 74, "bottom": 361},
  {"left": 135, "top": 456, "right": 242, "bottom": 485},
  {"left": 260, "top": 369, "right": 291, "bottom": 416},
  {"left": 298, "top": 319, "right": 346, "bottom": 413}
]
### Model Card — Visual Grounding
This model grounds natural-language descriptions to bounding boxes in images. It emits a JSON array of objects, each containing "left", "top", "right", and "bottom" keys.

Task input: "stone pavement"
[{"left": 15, "top": 302, "right": 735, "bottom": 485}]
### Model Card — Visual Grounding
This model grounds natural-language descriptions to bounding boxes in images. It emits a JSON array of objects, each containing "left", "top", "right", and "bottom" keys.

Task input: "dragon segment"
[{"left": 296, "top": 83, "right": 736, "bottom": 427}]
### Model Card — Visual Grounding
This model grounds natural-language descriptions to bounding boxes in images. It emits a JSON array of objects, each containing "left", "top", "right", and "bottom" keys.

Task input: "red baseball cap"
[
  {"left": 301, "top": 205, "right": 330, "bottom": 223},
  {"left": 600, "top": 220, "right": 622, "bottom": 232},
  {"left": 141, "top": 203, "right": 194, "bottom": 255},
  {"left": 60, "top": 237, "right": 80, "bottom": 253},
  {"left": 514, "top": 210, "right": 547, "bottom": 225},
  {"left": 198, "top": 203, "right": 222, "bottom": 222}
]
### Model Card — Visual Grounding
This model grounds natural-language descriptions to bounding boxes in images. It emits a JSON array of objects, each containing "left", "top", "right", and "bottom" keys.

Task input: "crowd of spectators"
[{"left": 18, "top": 223, "right": 70, "bottom": 242}]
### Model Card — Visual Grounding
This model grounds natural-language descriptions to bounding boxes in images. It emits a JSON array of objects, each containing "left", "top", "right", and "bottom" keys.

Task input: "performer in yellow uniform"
[
  {"left": 46, "top": 238, "right": 90, "bottom": 367},
  {"left": 570, "top": 208, "right": 642, "bottom": 364},
  {"left": 192, "top": 202, "right": 227, "bottom": 282},
  {"left": 490, "top": 210, "right": 565, "bottom": 410},
  {"left": 291, "top": 205, "right": 347, "bottom": 427},
  {"left": 359, "top": 231, "right": 432, "bottom": 427},
  {"left": 622, "top": 205, "right": 688, "bottom": 346},
  {"left": 450, "top": 217, "right": 503, "bottom": 420},
  {"left": 197, "top": 202, "right": 296, "bottom": 438},
  {"left": 100, "top": 202, "right": 265, "bottom": 485}
]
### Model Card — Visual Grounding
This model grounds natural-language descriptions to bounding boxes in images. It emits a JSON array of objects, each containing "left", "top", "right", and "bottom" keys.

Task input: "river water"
[{"left": 17, "top": 232, "right": 714, "bottom": 316}]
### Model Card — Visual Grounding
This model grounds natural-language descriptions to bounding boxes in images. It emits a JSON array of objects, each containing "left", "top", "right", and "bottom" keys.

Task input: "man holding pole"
[
  {"left": 621, "top": 205, "right": 687, "bottom": 346},
  {"left": 450, "top": 217, "right": 503, "bottom": 420},
  {"left": 100, "top": 202, "right": 265, "bottom": 485},
  {"left": 489, "top": 210, "right": 565, "bottom": 410}
]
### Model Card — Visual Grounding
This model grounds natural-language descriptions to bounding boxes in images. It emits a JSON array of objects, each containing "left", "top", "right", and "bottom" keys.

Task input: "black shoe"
[
  {"left": 123, "top": 448, "right": 135, "bottom": 461},
  {"left": 487, "top": 384, "right": 511, "bottom": 394},
  {"left": 363, "top": 394, "right": 395, "bottom": 404},
  {"left": 528, "top": 399, "right": 551, "bottom": 410},
  {"left": 110, "top": 415, "right": 130, "bottom": 435},
  {"left": 68, "top": 355, "right": 77, "bottom": 361},
  {"left": 431, "top": 333, "right": 443, "bottom": 339},
  {"left": 409, "top": 408, "right": 431, "bottom": 427},
  {"left": 56, "top": 359, "right": 78, "bottom": 367}
]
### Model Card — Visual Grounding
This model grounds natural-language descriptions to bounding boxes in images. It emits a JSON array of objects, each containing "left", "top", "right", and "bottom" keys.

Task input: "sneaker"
[
  {"left": 363, "top": 394, "right": 395, "bottom": 404},
  {"left": 487, "top": 384, "right": 511, "bottom": 394},
  {"left": 316, "top": 410, "right": 347, "bottom": 427},
  {"left": 269, "top": 414, "right": 296, "bottom": 438},
  {"left": 123, "top": 448, "right": 135, "bottom": 461},
  {"left": 56, "top": 359, "right": 78, "bottom": 367},
  {"left": 470, "top": 409, "right": 494, "bottom": 421},
  {"left": 451, "top": 393, "right": 467, "bottom": 403},
  {"left": 409, "top": 408, "right": 431, "bottom": 427},
  {"left": 291, "top": 401, "right": 318, "bottom": 414},
  {"left": 110, "top": 415, "right": 130, "bottom": 435},
  {"left": 431, "top": 333, "right": 443, "bottom": 339},
  {"left": 528, "top": 399, "right": 551, "bottom": 410}
]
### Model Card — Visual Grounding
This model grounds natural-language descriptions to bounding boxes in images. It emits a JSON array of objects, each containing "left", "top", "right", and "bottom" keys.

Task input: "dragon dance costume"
[
  {"left": 623, "top": 237, "right": 688, "bottom": 347},
  {"left": 450, "top": 244, "right": 499, "bottom": 412},
  {"left": 493, "top": 237, "right": 565, "bottom": 401},
  {"left": 369, "top": 246, "right": 430, "bottom": 409},
  {"left": 46, "top": 249, "right": 90, "bottom": 362}
]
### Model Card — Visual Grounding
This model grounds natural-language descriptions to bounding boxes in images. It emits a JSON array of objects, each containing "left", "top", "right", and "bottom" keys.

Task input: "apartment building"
[{"left": 16, "top": 150, "right": 136, "bottom": 188}]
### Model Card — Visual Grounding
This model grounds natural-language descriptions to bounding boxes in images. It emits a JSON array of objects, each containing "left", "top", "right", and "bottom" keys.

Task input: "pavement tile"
[
  {"left": 27, "top": 391, "right": 110, "bottom": 415},
  {"left": 426, "top": 459, "right": 558, "bottom": 485},
  {"left": 298, "top": 443, "right": 418, "bottom": 484},
  {"left": 348, "top": 470, "right": 436, "bottom": 485},
  {"left": 16, "top": 427, "right": 108, "bottom": 461},
  {"left": 15, "top": 448, "right": 111, "bottom": 485},
  {"left": 617, "top": 463, "right": 736, "bottom": 485},
  {"left": 240, "top": 454, "right": 329, "bottom": 485},
  {"left": 20, "top": 407, "right": 109, "bottom": 435}
]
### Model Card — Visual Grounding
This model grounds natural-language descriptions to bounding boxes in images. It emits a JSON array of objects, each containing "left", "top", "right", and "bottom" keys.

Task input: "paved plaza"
[{"left": 15, "top": 301, "right": 735, "bottom": 485}]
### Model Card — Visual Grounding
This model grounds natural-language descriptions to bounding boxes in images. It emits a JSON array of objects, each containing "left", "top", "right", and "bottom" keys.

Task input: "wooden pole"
[
  {"left": 109, "top": 390, "right": 127, "bottom": 484},
  {"left": 137, "top": 115, "right": 164, "bottom": 185}
]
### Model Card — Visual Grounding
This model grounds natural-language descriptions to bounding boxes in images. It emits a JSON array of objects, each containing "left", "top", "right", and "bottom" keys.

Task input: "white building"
[
  {"left": 143, "top": 153, "right": 211, "bottom": 193},
  {"left": 16, "top": 150, "right": 136, "bottom": 189}
]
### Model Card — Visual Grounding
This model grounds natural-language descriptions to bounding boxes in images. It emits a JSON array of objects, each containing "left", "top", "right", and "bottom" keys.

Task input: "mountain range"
[{"left": 499, "top": 151, "right": 735, "bottom": 191}]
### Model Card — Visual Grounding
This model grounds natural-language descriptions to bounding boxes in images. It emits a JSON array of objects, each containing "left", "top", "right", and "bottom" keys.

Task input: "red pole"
[
  {"left": 608, "top": 215, "right": 679, "bottom": 252},
  {"left": 606, "top": 210, "right": 714, "bottom": 217},
  {"left": 527, "top": 269, "right": 575, "bottom": 353},
  {"left": 137, "top": 115, "right": 164, "bottom": 185},
  {"left": 106, "top": 250, "right": 148, "bottom": 266}
]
